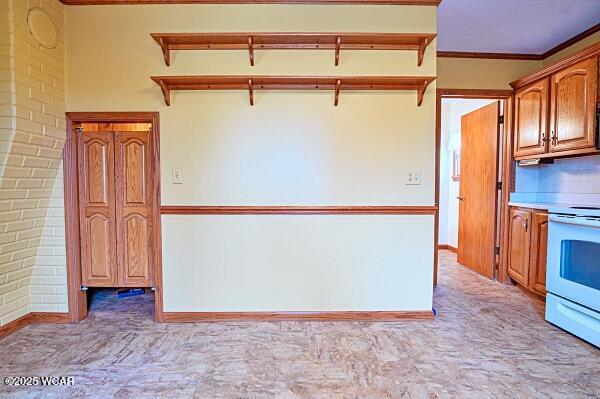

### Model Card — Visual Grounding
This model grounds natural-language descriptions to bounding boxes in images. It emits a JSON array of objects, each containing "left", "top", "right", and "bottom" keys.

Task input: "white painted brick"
[
  {"left": 1, "top": 0, "right": 67, "bottom": 325},
  {"left": 10, "top": 247, "right": 36, "bottom": 261},
  {"left": 0, "top": 304, "right": 27, "bottom": 325},
  {"left": 0, "top": 190, "right": 28, "bottom": 200},
  {"left": 16, "top": 178, "right": 44, "bottom": 189},
  {"left": 29, "top": 284, "right": 55, "bottom": 294},
  {"left": 1, "top": 239, "right": 28, "bottom": 254},
  {"left": 0, "top": 210, "right": 20, "bottom": 222},
  {"left": 3, "top": 166, "right": 32, "bottom": 177},
  {"left": 3, "top": 285, "right": 27, "bottom": 303},
  {"left": 5, "top": 218, "right": 34, "bottom": 232},
  {"left": 41, "top": 275, "right": 65, "bottom": 285},
  {"left": 42, "top": 294, "right": 66, "bottom": 304},
  {"left": 31, "top": 265, "right": 55, "bottom": 276},
  {"left": 29, "top": 303, "right": 57, "bottom": 312},
  {"left": 0, "top": 233, "right": 17, "bottom": 245},
  {"left": 10, "top": 199, "right": 38, "bottom": 209}
]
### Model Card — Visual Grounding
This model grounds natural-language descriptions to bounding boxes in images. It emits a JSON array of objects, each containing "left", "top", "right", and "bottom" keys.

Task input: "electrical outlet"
[
  {"left": 172, "top": 168, "right": 183, "bottom": 184},
  {"left": 406, "top": 170, "right": 422, "bottom": 185}
]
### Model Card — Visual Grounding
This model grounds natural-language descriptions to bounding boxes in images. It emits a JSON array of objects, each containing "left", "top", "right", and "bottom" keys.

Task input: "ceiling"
[{"left": 437, "top": 0, "right": 600, "bottom": 54}]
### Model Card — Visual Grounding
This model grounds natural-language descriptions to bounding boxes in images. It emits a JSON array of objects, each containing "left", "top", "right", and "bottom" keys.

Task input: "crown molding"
[
  {"left": 438, "top": 23, "right": 600, "bottom": 61},
  {"left": 510, "top": 40, "right": 600, "bottom": 89},
  {"left": 59, "top": 0, "right": 441, "bottom": 5},
  {"left": 437, "top": 51, "right": 542, "bottom": 61},
  {"left": 541, "top": 23, "right": 600, "bottom": 59}
]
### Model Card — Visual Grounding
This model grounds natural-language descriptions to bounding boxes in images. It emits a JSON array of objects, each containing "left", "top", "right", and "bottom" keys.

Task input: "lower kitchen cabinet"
[
  {"left": 507, "top": 207, "right": 548, "bottom": 298},
  {"left": 528, "top": 212, "right": 548, "bottom": 296}
]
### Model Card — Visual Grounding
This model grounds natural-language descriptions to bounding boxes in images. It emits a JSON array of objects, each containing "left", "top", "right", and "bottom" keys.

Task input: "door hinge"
[
  {"left": 498, "top": 115, "right": 504, "bottom": 124},
  {"left": 496, "top": 182, "right": 502, "bottom": 190},
  {"left": 495, "top": 246, "right": 500, "bottom": 255}
]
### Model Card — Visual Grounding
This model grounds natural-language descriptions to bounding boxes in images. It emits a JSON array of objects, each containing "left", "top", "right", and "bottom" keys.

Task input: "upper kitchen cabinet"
[
  {"left": 549, "top": 57, "right": 597, "bottom": 154},
  {"left": 514, "top": 78, "right": 549, "bottom": 158},
  {"left": 511, "top": 43, "right": 600, "bottom": 161}
]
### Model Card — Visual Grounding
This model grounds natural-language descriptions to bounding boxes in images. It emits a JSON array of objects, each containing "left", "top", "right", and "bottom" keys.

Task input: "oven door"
[{"left": 547, "top": 214, "right": 600, "bottom": 312}]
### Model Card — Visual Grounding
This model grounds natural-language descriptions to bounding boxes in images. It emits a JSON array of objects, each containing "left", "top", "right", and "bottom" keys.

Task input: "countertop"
[{"left": 507, "top": 202, "right": 598, "bottom": 211}]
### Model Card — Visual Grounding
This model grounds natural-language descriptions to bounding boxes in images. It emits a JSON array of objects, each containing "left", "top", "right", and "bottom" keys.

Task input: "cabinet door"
[
  {"left": 514, "top": 78, "right": 549, "bottom": 158},
  {"left": 549, "top": 57, "right": 598, "bottom": 153},
  {"left": 528, "top": 212, "right": 548, "bottom": 296},
  {"left": 507, "top": 209, "right": 531, "bottom": 286},
  {"left": 78, "top": 131, "right": 118, "bottom": 286},
  {"left": 115, "top": 131, "right": 154, "bottom": 287}
]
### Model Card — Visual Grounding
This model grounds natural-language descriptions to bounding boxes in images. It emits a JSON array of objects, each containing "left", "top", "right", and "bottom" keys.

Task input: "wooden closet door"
[
  {"left": 115, "top": 131, "right": 154, "bottom": 287},
  {"left": 549, "top": 57, "right": 598, "bottom": 153},
  {"left": 78, "top": 131, "right": 118, "bottom": 286},
  {"left": 514, "top": 78, "right": 548, "bottom": 158}
]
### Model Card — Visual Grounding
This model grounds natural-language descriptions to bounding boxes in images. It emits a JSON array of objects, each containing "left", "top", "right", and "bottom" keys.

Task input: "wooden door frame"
[
  {"left": 435, "top": 89, "right": 514, "bottom": 286},
  {"left": 64, "top": 112, "right": 163, "bottom": 323}
]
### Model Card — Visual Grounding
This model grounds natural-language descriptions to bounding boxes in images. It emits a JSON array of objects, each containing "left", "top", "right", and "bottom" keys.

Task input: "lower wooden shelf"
[{"left": 150, "top": 75, "right": 436, "bottom": 106}]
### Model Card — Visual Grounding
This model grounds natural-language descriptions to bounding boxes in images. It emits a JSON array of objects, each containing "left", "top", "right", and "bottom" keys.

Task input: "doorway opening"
[
  {"left": 64, "top": 113, "right": 163, "bottom": 323},
  {"left": 435, "top": 90, "right": 513, "bottom": 285}
]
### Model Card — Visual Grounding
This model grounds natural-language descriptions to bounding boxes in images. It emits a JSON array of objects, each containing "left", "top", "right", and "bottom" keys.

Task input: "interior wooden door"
[
  {"left": 549, "top": 57, "right": 598, "bottom": 153},
  {"left": 507, "top": 208, "right": 531, "bottom": 286},
  {"left": 514, "top": 78, "right": 549, "bottom": 158},
  {"left": 115, "top": 131, "right": 154, "bottom": 287},
  {"left": 528, "top": 211, "right": 548, "bottom": 295},
  {"left": 78, "top": 130, "right": 118, "bottom": 286},
  {"left": 457, "top": 101, "right": 500, "bottom": 279}
]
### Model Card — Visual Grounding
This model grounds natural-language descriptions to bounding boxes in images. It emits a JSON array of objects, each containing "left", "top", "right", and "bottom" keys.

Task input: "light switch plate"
[
  {"left": 406, "top": 170, "right": 422, "bottom": 185},
  {"left": 172, "top": 168, "right": 183, "bottom": 184}
]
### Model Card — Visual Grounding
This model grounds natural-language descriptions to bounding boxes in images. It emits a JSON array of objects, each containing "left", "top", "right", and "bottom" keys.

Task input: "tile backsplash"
[{"left": 511, "top": 155, "right": 600, "bottom": 205}]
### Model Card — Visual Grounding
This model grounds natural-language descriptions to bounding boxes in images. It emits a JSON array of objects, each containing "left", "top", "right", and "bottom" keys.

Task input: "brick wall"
[{"left": 0, "top": 0, "right": 66, "bottom": 326}]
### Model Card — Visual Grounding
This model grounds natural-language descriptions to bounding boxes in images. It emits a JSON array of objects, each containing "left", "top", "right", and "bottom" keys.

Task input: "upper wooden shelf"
[
  {"left": 150, "top": 32, "right": 436, "bottom": 67},
  {"left": 150, "top": 75, "right": 436, "bottom": 106}
]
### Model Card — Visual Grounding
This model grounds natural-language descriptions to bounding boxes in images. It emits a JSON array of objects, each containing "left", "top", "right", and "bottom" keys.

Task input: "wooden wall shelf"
[
  {"left": 150, "top": 33, "right": 436, "bottom": 67},
  {"left": 150, "top": 75, "right": 436, "bottom": 106}
]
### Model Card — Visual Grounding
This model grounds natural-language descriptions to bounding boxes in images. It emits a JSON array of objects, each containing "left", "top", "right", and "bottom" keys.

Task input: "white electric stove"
[{"left": 546, "top": 205, "right": 600, "bottom": 347}]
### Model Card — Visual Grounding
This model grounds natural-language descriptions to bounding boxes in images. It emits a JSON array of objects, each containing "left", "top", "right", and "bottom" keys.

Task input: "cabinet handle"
[
  {"left": 541, "top": 132, "right": 546, "bottom": 144},
  {"left": 525, "top": 219, "right": 529, "bottom": 232},
  {"left": 457, "top": 196, "right": 464, "bottom": 201},
  {"left": 551, "top": 131, "right": 557, "bottom": 146}
]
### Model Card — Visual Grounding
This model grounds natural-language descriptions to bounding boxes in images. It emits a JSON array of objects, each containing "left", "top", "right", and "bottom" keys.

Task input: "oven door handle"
[{"left": 549, "top": 214, "right": 600, "bottom": 228}]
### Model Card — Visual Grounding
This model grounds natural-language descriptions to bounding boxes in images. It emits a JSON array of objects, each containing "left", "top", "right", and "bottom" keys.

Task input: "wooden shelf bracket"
[
  {"left": 248, "top": 78, "right": 254, "bottom": 105},
  {"left": 335, "top": 36, "right": 341, "bottom": 66},
  {"left": 150, "top": 75, "right": 436, "bottom": 107},
  {"left": 158, "top": 37, "right": 170, "bottom": 66},
  {"left": 417, "top": 36, "right": 430, "bottom": 67},
  {"left": 151, "top": 32, "right": 437, "bottom": 67},
  {"left": 248, "top": 36, "right": 255, "bottom": 66},
  {"left": 416, "top": 78, "right": 432, "bottom": 106},
  {"left": 158, "top": 79, "right": 170, "bottom": 106},
  {"left": 334, "top": 79, "right": 341, "bottom": 106}
]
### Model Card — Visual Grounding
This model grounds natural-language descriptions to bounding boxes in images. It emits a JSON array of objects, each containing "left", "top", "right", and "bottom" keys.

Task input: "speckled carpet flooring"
[{"left": 0, "top": 250, "right": 598, "bottom": 398}]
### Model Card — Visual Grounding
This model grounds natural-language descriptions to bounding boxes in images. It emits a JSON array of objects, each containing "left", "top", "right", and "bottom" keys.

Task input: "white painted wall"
[
  {"left": 438, "top": 98, "right": 496, "bottom": 249},
  {"left": 163, "top": 215, "right": 434, "bottom": 312},
  {"left": 66, "top": 5, "right": 437, "bottom": 313}
]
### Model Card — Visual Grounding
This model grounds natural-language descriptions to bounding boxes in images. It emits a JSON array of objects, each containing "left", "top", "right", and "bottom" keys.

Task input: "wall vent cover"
[{"left": 27, "top": 8, "right": 58, "bottom": 49}]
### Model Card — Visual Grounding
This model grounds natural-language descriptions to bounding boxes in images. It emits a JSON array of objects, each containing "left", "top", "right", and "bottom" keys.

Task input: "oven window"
[{"left": 560, "top": 240, "right": 600, "bottom": 291}]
